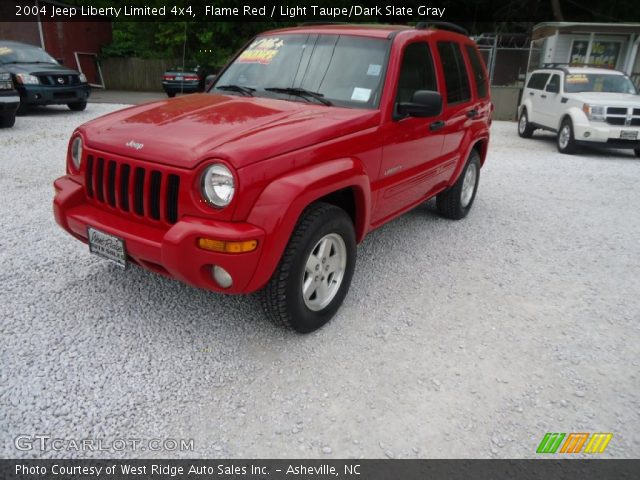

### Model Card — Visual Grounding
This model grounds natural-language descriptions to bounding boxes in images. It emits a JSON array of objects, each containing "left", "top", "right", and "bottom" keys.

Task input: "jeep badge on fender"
[{"left": 53, "top": 23, "right": 491, "bottom": 333}]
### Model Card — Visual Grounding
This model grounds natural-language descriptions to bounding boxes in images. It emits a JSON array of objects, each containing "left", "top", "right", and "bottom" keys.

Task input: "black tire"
[
  {"left": 67, "top": 101, "right": 87, "bottom": 111},
  {"left": 557, "top": 118, "right": 577, "bottom": 154},
  {"left": 517, "top": 109, "right": 534, "bottom": 138},
  {"left": 634, "top": 149, "right": 640, "bottom": 158},
  {"left": 166, "top": 91, "right": 176, "bottom": 98},
  {"left": 436, "top": 149, "right": 481, "bottom": 220},
  {"left": 0, "top": 113, "right": 16, "bottom": 128},
  {"left": 262, "top": 202, "right": 356, "bottom": 333}
]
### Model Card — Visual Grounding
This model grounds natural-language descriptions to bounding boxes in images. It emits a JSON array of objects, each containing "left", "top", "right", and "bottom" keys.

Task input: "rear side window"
[
  {"left": 437, "top": 41, "right": 471, "bottom": 104},
  {"left": 527, "top": 73, "right": 550, "bottom": 90},
  {"left": 465, "top": 45, "right": 488, "bottom": 98},
  {"left": 395, "top": 42, "right": 438, "bottom": 104}
]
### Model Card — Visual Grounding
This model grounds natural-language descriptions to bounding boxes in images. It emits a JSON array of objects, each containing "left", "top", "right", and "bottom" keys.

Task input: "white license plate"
[
  {"left": 175, "top": 76, "right": 183, "bottom": 81},
  {"left": 620, "top": 130, "right": 638, "bottom": 140},
  {"left": 88, "top": 228, "right": 127, "bottom": 269}
]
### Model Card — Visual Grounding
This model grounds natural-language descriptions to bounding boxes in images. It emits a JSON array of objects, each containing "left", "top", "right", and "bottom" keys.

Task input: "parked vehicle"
[
  {"left": 0, "top": 40, "right": 90, "bottom": 113},
  {"left": 162, "top": 65, "right": 207, "bottom": 97},
  {"left": 54, "top": 23, "right": 491, "bottom": 332},
  {"left": 0, "top": 68, "right": 19, "bottom": 127},
  {"left": 518, "top": 66, "right": 640, "bottom": 156}
]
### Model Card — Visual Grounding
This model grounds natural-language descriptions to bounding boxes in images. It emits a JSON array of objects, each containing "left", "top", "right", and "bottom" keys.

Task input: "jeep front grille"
[
  {"left": 85, "top": 155, "right": 181, "bottom": 224},
  {"left": 605, "top": 107, "right": 640, "bottom": 126}
]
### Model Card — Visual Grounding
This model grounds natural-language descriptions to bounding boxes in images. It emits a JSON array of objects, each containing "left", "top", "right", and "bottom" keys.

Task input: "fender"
[
  {"left": 562, "top": 106, "right": 590, "bottom": 131},
  {"left": 244, "top": 158, "right": 370, "bottom": 292},
  {"left": 448, "top": 129, "right": 490, "bottom": 186}
]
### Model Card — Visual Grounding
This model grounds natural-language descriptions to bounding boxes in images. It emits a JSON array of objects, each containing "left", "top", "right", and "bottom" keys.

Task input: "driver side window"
[{"left": 396, "top": 42, "right": 437, "bottom": 105}]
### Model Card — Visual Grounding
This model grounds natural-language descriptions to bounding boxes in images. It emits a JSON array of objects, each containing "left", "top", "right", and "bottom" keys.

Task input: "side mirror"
[
  {"left": 56, "top": 57, "right": 64, "bottom": 65},
  {"left": 546, "top": 83, "right": 559, "bottom": 93},
  {"left": 397, "top": 90, "right": 442, "bottom": 118}
]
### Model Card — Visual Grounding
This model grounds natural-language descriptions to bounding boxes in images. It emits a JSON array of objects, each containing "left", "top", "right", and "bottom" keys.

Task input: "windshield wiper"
[
  {"left": 264, "top": 87, "right": 333, "bottom": 106},
  {"left": 215, "top": 84, "right": 255, "bottom": 96}
]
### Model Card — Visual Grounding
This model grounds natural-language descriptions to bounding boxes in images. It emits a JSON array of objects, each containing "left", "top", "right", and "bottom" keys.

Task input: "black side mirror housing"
[
  {"left": 56, "top": 57, "right": 64, "bottom": 65},
  {"left": 397, "top": 90, "right": 443, "bottom": 118},
  {"left": 546, "top": 83, "right": 559, "bottom": 93}
]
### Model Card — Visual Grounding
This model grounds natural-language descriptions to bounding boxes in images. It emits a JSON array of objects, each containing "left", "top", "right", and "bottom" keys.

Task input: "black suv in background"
[
  {"left": 0, "top": 40, "right": 90, "bottom": 113},
  {"left": 0, "top": 68, "right": 19, "bottom": 127}
]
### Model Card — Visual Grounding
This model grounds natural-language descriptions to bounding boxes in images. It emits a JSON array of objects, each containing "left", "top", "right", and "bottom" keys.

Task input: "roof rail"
[
  {"left": 416, "top": 21, "right": 469, "bottom": 36},
  {"left": 542, "top": 62, "right": 616, "bottom": 69},
  {"left": 300, "top": 22, "right": 350, "bottom": 26}
]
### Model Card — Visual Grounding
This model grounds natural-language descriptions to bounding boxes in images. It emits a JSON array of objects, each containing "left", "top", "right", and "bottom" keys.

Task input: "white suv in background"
[{"left": 517, "top": 66, "right": 640, "bottom": 156}]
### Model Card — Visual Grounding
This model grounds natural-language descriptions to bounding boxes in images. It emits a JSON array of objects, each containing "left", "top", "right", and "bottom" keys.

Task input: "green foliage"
[{"left": 101, "top": 21, "right": 291, "bottom": 69}]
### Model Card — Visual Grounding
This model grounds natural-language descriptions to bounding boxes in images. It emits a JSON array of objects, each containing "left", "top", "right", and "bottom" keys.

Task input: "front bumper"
[
  {"left": 53, "top": 176, "right": 266, "bottom": 294},
  {"left": 19, "top": 84, "right": 91, "bottom": 106},
  {"left": 573, "top": 122, "right": 640, "bottom": 149}
]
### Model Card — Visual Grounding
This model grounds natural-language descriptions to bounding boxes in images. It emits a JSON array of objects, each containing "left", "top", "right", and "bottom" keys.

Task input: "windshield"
[
  {"left": 564, "top": 73, "right": 637, "bottom": 94},
  {"left": 213, "top": 34, "right": 389, "bottom": 108},
  {"left": 0, "top": 44, "right": 58, "bottom": 65}
]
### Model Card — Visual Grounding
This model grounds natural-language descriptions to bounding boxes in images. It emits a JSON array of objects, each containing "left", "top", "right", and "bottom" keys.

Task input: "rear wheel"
[
  {"left": 67, "top": 101, "right": 87, "bottom": 111},
  {"left": 436, "top": 150, "right": 481, "bottom": 220},
  {"left": 262, "top": 203, "right": 356, "bottom": 333},
  {"left": 557, "top": 118, "right": 577, "bottom": 154},
  {"left": 518, "top": 109, "right": 534, "bottom": 138}
]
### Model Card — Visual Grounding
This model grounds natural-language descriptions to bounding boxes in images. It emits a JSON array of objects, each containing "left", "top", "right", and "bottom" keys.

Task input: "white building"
[{"left": 529, "top": 22, "right": 640, "bottom": 87}]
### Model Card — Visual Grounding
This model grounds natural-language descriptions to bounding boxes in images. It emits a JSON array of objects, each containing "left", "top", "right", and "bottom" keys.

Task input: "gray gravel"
[{"left": 1, "top": 105, "right": 639, "bottom": 459}]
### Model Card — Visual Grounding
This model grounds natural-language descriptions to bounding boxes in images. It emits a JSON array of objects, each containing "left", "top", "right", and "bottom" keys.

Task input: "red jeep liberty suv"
[{"left": 53, "top": 23, "right": 491, "bottom": 332}]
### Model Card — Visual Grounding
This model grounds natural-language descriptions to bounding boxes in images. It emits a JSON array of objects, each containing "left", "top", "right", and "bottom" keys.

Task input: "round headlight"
[
  {"left": 201, "top": 163, "right": 235, "bottom": 208},
  {"left": 71, "top": 136, "right": 82, "bottom": 170}
]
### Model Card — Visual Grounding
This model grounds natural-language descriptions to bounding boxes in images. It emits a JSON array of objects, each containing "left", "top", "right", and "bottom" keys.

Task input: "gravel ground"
[{"left": 1, "top": 104, "right": 639, "bottom": 459}]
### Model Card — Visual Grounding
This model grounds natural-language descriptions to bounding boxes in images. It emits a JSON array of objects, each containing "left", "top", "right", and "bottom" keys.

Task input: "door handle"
[
  {"left": 529, "top": 92, "right": 535, "bottom": 96},
  {"left": 540, "top": 94, "right": 547, "bottom": 99},
  {"left": 466, "top": 109, "right": 478, "bottom": 118},
  {"left": 430, "top": 120, "right": 445, "bottom": 131}
]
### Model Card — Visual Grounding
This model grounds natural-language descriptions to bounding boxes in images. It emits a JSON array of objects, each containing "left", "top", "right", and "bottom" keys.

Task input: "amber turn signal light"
[{"left": 197, "top": 238, "right": 258, "bottom": 253}]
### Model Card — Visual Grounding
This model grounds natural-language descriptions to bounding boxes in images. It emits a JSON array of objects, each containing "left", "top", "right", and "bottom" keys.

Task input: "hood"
[
  {"left": 3, "top": 62, "right": 80, "bottom": 76},
  {"left": 570, "top": 92, "right": 640, "bottom": 105},
  {"left": 80, "top": 94, "right": 380, "bottom": 170}
]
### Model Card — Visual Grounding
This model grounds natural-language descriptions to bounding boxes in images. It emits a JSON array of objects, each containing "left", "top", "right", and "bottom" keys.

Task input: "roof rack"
[{"left": 416, "top": 21, "right": 468, "bottom": 36}]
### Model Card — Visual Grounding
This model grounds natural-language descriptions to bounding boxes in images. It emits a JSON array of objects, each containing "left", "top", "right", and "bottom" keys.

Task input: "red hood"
[{"left": 81, "top": 94, "right": 379, "bottom": 169}]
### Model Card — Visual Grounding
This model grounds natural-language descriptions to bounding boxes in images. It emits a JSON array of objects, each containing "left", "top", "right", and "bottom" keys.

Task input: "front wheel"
[
  {"left": 166, "top": 91, "right": 176, "bottom": 98},
  {"left": 67, "top": 101, "right": 87, "bottom": 111},
  {"left": 262, "top": 203, "right": 356, "bottom": 333},
  {"left": 0, "top": 113, "right": 16, "bottom": 128},
  {"left": 436, "top": 150, "right": 481, "bottom": 220},
  {"left": 557, "top": 118, "right": 577, "bottom": 154}
]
